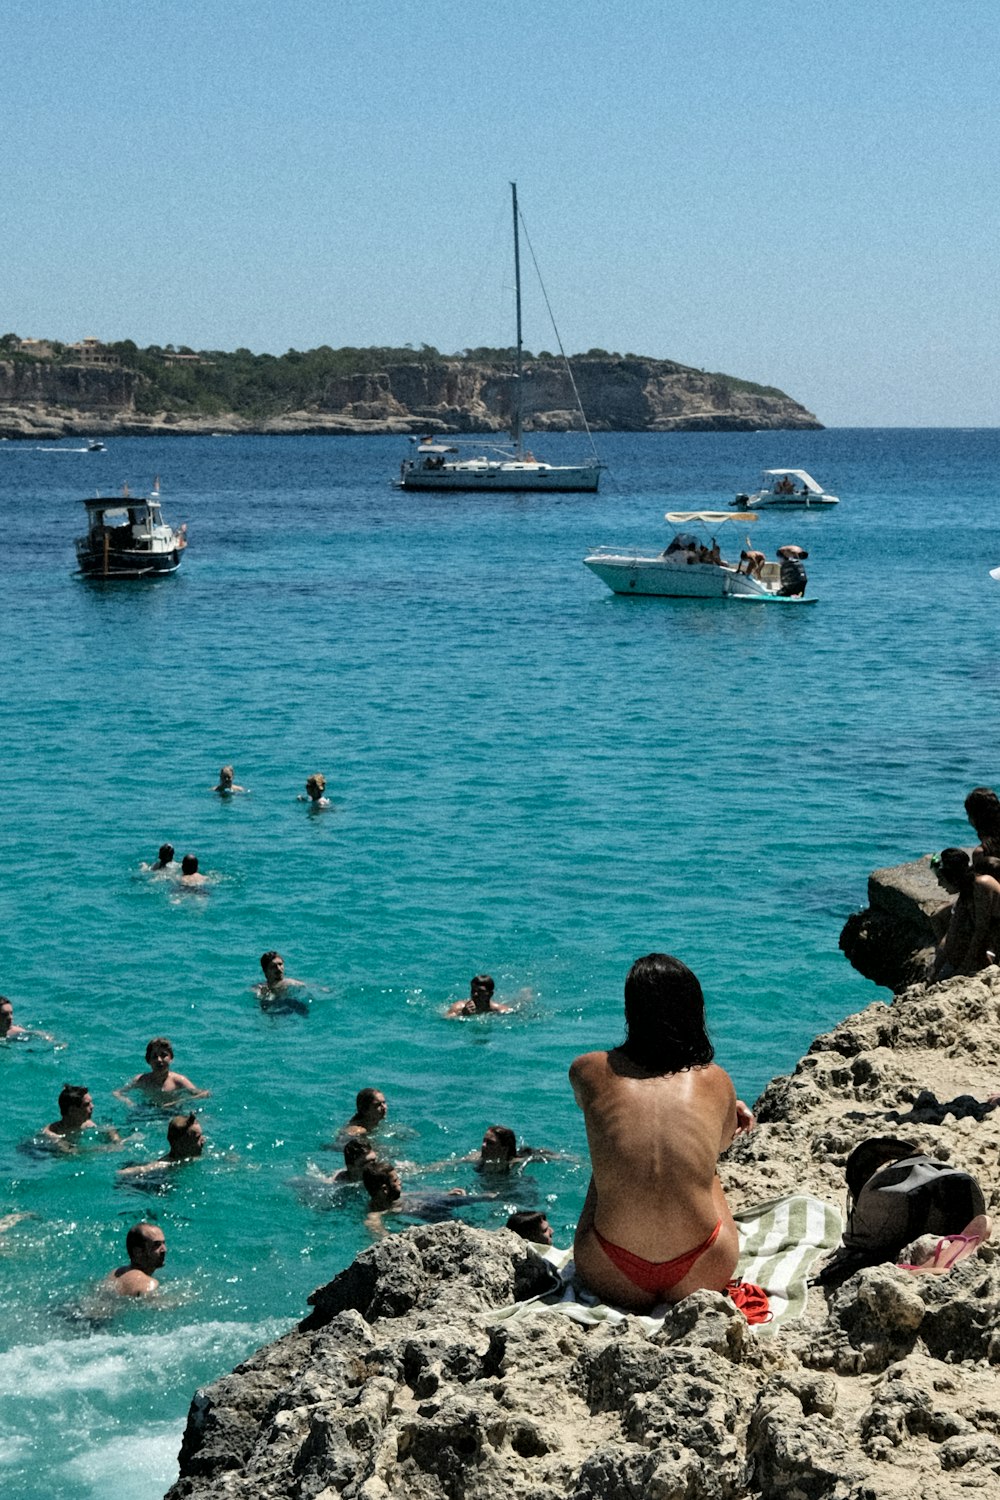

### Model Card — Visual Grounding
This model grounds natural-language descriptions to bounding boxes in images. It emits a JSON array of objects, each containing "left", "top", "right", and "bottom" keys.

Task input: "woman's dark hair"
[
  {"left": 506, "top": 1210, "right": 548, "bottom": 1239},
  {"left": 937, "top": 847, "right": 973, "bottom": 885},
  {"left": 845, "top": 1137, "right": 922, "bottom": 1201},
  {"left": 620, "top": 953, "right": 714, "bottom": 1072},
  {"left": 965, "top": 786, "right": 1000, "bottom": 838},
  {"left": 486, "top": 1125, "right": 518, "bottom": 1160}
]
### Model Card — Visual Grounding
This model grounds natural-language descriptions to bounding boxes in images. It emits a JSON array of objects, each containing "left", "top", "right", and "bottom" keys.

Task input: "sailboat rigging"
[{"left": 396, "top": 183, "right": 603, "bottom": 493}]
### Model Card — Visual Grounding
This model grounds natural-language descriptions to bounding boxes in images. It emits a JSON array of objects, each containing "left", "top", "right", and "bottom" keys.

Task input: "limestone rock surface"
[{"left": 165, "top": 966, "right": 1000, "bottom": 1499}]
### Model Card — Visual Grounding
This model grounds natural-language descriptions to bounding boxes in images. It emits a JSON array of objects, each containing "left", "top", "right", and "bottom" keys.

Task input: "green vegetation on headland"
[{"left": 0, "top": 334, "right": 821, "bottom": 433}]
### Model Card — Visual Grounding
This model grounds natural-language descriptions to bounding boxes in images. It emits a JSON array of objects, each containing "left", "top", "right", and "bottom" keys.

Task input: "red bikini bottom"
[{"left": 593, "top": 1219, "right": 722, "bottom": 1299}]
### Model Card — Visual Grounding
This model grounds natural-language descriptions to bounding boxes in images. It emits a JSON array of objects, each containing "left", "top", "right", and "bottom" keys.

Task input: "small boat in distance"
[
  {"left": 75, "top": 480, "right": 187, "bottom": 579},
  {"left": 86, "top": 439, "right": 107, "bottom": 452},
  {"left": 397, "top": 183, "right": 602, "bottom": 494},
  {"left": 584, "top": 512, "right": 817, "bottom": 602},
  {"left": 731, "top": 469, "right": 838, "bottom": 508}
]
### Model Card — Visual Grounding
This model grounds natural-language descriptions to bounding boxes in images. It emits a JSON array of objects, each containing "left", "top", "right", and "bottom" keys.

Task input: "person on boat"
[
  {"left": 213, "top": 765, "right": 247, "bottom": 795},
  {"left": 445, "top": 974, "right": 512, "bottom": 1018},
  {"left": 738, "top": 549, "right": 765, "bottom": 579},
  {"left": 178, "top": 854, "right": 207, "bottom": 888},
  {"left": 42, "top": 1085, "right": 122, "bottom": 1149},
  {"left": 964, "top": 787, "right": 1000, "bottom": 867},
  {"left": 505, "top": 1210, "right": 554, "bottom": 1247},
  {"left": 707, "top": 538, "right": 722, "bottom": 566},
  {"left": 931, "top": 848, "right": 1000, "bottom": 979},
  {"left": 569, "top": 953, "right": 754, "bottom": 1311},
  {"left": 299, "top": 774, "right": 330, "bottom": 807},
  {"left": 114, "top": 1038, "right": 209, "bottom": 1105},
  {"left": 777, "top": 548, "right": 808, "bottom": 596},
  {"left": 105, "top": 1222, "right": 166, "bottom": 1297}
]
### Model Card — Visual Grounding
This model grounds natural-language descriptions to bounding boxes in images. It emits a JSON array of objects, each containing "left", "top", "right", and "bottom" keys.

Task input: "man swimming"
[
  {"left": 118, "top": 1113, "right": 206, "bottom": 1180},
  {"left": 362, "top": 1159, "right": 492, "bottom": 1235},
  {"left": 42, "top": 1085, "right": 122, "bottom": 1149},
  {"left": 105, "top": 1222, "right": 166, "bottom": 1296},
  {"left": 178, "top": 854, "right": 208, "bottom": 888},
  {"left": 569, "top": 953, "right": 754, "bottom": 1310},
  {"left": 0, "top": 996, "right": 27, "bottom": 1040},
  {"left": 114, "top": 1038, "right": 209, "bottom": 1104},
  {"left": 445, "top": 975, "right": 512, "bottom": 1018},
  {"left": 213, "top": 765, "right": 247, "bottom": 794},
  {"left": 298, "top": 774, "right": 330, "bottom": 806}
]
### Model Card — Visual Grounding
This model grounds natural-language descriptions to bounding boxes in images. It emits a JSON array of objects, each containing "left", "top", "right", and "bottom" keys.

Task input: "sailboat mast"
[{"left": 511, "top": 180, "right": 523, "bottom": 455}]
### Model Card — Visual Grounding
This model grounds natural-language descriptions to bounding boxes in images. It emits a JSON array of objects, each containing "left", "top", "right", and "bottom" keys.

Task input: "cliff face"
[
  {"left": 165, "top": 969, "right": 1000, "bottom": 1500},
  {"left": 0, "top": 356, "right": 820, "bottom": 438}
]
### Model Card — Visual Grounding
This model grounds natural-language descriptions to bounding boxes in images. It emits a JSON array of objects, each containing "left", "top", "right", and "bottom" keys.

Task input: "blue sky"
[{"left": 3, "top": 0, "right": 998, "bottom": 425}]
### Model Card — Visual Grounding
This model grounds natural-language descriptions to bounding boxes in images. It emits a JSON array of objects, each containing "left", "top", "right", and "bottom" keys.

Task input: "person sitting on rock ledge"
[
  {"left": 930, "top": 847, "right": 1000, "bottom": 979},
  {"left": 569, "top": 953, "right": 754, "bottom": 1311},
  {"left": 965, "top": 786, "right": 1000, "bottom": 868}
]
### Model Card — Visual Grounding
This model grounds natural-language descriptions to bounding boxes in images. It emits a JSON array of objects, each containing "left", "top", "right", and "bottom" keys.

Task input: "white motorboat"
[
  {"left": 732, "top": 469, "right": 838, "bottom": 508},
  {"left": 584, "top": 512, "right": 817, "bottom": 602},
  {"left": 397, "top": 183, "right": 602, "bottom": 494},
  {"left": 75, "top": 480, "right": 187, "bottom": 579}
]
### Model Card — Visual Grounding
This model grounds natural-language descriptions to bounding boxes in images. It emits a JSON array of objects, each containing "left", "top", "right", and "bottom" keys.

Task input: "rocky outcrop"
[
  {"left": 0, "top": 356, "right": 821, "bottom": 438},
  {"left": 165, "top": 968, "right": 1000, "bottom": 1500},
  {"left": 840, "top": 855, "right": 952, "bottom": 993}
]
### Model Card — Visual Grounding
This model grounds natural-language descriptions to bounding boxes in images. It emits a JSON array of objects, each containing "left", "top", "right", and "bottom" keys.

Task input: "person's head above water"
[
  {"left": 480, "top": 1124, "right": 518, "bottom": 1163},
  {"left": 125, "top": 1221, "right": 167, "bottom": 1273},
  {"left": 0, "top": 997, "right": 14, "bottom": 1036},
  {"left": 305, "top": 774, "right": 326, "bottom": 801},
  {"left": 362, "top": 1159, "right": 401, "bottom": 1207},
  {"left": 145, "top": 1037, "right": 174, "bottom": 1067},
  {"left": 181, "top": 854, "right": 199, "bottom": 875},
  {"left": 620, "top": 953, "right": 715, "bottom": 1073},
  {"left": 58, "top": 1083, "right": 93, "bottom": 1122},
  {"left": 218, "top": 765, "right": 234, "bottom": 786},
  {"left": 965, "top": 786, "right": 1000, "bottom": 841},
  {"left": 156, "top": 843, "right": 175, "bottom": 866},
  {"left": 260, "top": 951, "right": 284, "bottom": 983},
  {"left": 354, "top": 1087, "right": 387, "bottom": 1126},
  {"left": 166, "top": 1112, "right": 204, "bottom": 1160},
  {"left": 469, "top": 974, "right": 495, "bottom": 1010}
]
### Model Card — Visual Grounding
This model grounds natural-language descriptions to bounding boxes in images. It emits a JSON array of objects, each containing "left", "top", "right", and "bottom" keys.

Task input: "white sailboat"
[{"left": 397, "top": 184, "right": 603, "bottom": 494}]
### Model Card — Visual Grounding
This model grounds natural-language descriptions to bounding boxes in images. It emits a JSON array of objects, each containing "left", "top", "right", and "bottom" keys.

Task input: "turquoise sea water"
[{"left": 2, "top": 428, "right": 999, "bottom": 1496}]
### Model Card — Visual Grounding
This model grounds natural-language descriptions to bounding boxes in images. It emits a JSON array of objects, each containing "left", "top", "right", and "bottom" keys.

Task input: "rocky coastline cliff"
[
  {"left": 164, "top": 965, "right": 1000, "bottom": 1500},
  {"left": 0, "top": 355, "right": 820, "bottom": 439}
]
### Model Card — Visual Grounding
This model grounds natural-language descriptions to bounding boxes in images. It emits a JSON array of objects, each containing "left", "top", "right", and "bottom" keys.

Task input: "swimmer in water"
[
  {"left": 41, "top": 1085, "right": 122, "bottom": 1150},
  {"left": 0, "top": 996, "right": 56, "bottom": 1044},
  {"left": 213, "top": 764, "right": 247, "bottom": 795},
  {"left": 445, "top": 974, "right": 513, "bottom": 1018},
  {"left": 105, "top": 1222, "right": 166, "bottom": 1296},
  {"left": 340, "top": 1087, "right": 388, "bottom": 1139},
  {"left": 151, "top": 844, "right": 175, "bottom": 870},
  {"left": 298, "top": 773, "right": 330, "bottom": 807},
  {"left": 259, "top": 951, "right": 307, "bottom": 996},
  {"left": 118, "top": 1112, "right": 206, "bottom": 1179},
  {"left": 114, "top": 1038, "right": 210, "bottom": 1105},
  {"left": 178, "top": 854, "right": 208, "bottom": 888},
  {"left": 362, "top": 1160, "right": 492, "bottom": 1236}
]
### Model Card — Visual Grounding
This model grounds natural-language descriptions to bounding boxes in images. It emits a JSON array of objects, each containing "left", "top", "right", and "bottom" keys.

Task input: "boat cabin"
[{"left": 82, "top": 496, "right": 170, "bottom": 551}]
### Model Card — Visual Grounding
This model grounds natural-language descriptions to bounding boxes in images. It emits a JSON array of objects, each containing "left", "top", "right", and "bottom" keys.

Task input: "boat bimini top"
[
  {"left": 761, "top": 470, "right": 823, "bottom": 493},
  {"left": 664, "top": 511, "right": 759, "bottom": 525}
]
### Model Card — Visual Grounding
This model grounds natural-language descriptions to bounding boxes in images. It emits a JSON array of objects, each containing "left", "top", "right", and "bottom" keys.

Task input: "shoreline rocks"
[
  {"left": 165, "top": 968, "right": 1000, "bottom": 1500},
  {"left": 0, "top": 355, "right": 821, "bottom": 439},
  {"left": 839, "top": 854, "right": 952, "bottom": 993}
]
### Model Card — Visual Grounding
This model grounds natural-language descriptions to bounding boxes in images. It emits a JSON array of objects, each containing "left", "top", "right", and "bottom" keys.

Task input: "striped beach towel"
[{"left": 499, "top": 1193, "right": 841, "bottom": 1333}]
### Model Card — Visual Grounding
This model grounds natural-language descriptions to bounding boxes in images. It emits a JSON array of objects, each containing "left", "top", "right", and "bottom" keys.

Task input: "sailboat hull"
[{"left": 399, "top": 460, "right": 602, "bottom": 493}]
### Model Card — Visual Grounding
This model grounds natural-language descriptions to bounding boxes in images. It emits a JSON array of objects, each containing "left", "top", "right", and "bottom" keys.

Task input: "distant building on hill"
[{"left": 67, "top": 337, "right": 119, "bottom": 368}]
